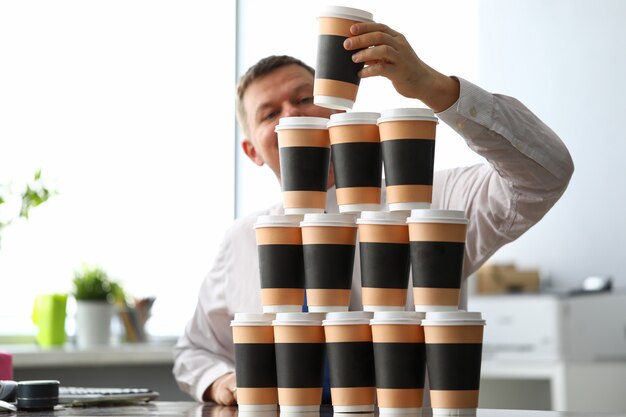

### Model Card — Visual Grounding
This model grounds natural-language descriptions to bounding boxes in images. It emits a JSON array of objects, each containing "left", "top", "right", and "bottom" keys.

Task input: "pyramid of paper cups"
[{"left": 231, "top": 5, "right": 486, "bottom": 416}]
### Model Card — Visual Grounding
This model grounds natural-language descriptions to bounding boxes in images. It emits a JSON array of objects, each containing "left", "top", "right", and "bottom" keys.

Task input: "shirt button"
[{"left": 470, "top": 106, "right": 477, "bottom": 118}]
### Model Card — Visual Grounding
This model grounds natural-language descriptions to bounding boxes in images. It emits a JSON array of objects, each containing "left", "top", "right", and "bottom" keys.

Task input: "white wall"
[{"left": 476, "top": 0, "right": 626, "bottom": 290}]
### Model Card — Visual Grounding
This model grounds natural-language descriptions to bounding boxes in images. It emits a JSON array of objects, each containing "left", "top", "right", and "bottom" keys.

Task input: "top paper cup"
[{"left": 318, "top": 5, "right": 373, "bottom": 22}]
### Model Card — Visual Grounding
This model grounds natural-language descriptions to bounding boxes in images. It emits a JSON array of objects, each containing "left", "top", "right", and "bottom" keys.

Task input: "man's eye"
[
  {"left": 263, "top": 111, "right": 279, "bottom": 121},
  {"left": 299, "top": 97, "right": 313, "bottom": 104}
]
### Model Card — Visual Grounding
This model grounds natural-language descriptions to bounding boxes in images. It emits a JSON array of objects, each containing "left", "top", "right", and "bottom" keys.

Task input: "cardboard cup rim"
[
  {"left": 317, "top": 5, "right": 373, "bottom": 22},
  {"left": 406, "top": 209, "right": 468, "bottom": 225},
  {"left": 370, "top": 319, "right": 422, "bottom": 326},
  {"left": 327, "top": 112, "right": 380, "bottom": 127},
  {"left": 377, "top": 108, "right": 438, "bottom": 124},
  {"left": 254, "top": 214, "right": 303, "bottom": 228},
  {"left": 272, "top": 321, "right": 323, "bottom": 327},
  {"left": 275, "top": 116, "right": 330, "bottom": 131},
  {"left": 421, "top": 320, "right": 486, "bottom": 326},
  {"left": 322, "top": 319, "right": 371, "bottom": 326}
]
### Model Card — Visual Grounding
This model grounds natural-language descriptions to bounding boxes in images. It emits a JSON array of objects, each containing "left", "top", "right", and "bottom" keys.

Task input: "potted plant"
[{"left": 72, "top": 266, "right": 119, "bottom": 348}]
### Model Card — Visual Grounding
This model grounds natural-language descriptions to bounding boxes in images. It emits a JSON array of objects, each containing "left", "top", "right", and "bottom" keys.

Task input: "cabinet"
[{"left": 469, "top": 293, "right": 626, "bottom": 412}]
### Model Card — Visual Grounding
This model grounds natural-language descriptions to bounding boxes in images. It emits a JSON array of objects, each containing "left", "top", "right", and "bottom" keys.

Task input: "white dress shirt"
[{"left": 173, "top": 78, "right": 574, "bottom": 401}]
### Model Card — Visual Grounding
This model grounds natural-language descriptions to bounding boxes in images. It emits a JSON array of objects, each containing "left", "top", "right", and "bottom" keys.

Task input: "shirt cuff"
[{"left": 435, "top": 77, "right": 495, "bottom": 130}]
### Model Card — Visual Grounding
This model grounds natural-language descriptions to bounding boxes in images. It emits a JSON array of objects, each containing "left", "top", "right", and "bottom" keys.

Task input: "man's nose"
[{"left": 282, "top": 102, "right": 304, "bottom": 118}]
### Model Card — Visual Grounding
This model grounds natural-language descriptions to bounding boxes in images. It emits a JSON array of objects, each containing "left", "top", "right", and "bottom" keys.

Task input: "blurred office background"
[{"left": 1, "top": 0, "right": 625, "bottom": 411}]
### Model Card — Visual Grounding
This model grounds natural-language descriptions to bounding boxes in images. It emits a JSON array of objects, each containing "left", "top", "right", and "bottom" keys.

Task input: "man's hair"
[{"left": 236, "top": 55, "right": 314, "bottom": 136}]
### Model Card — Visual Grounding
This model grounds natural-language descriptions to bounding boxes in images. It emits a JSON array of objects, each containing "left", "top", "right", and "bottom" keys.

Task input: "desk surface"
[
  {"left": 2, "top": 341, "right": 175, "bottom": 368},
  {"left": 9, "top": 403, "right": 626, "bottom": 417}
]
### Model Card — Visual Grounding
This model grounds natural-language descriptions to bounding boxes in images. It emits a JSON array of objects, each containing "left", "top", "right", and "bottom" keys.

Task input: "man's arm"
[
  {"left": 345, "top": 21, "right": 574, "bottom": 276},
  {"left": 173, "top": 238, "right": 237, "bottom": 404},
  {"left": 434, "top": 79, "right": 574, "bottom": 276}
]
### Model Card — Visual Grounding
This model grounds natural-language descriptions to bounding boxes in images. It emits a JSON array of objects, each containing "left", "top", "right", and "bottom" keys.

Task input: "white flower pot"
[{"left": 75, "top": 301, "right": 114, "bottom": 348}]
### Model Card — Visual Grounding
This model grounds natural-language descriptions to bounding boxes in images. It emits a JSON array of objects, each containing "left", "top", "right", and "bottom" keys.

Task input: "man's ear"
[{"left": 241, "top": 138, "right": 264, "bottom": 166}]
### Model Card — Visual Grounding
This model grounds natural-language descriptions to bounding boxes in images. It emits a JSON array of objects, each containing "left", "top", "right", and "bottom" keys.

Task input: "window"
[{"left": 0, "top": 1, "right": 236, "bottom": 337}]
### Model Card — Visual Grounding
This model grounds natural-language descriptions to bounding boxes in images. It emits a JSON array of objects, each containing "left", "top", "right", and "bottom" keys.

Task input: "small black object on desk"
[{"left": 16, "top": 380, "right": 60, "bottom": 411}]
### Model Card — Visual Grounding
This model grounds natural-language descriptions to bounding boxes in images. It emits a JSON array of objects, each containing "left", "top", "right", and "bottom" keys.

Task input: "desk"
[
  {"left": 3, "top": 342, "right": 189, "bottom": 401},
  {"left": 9, "top": 403, "right": 626, "bottom": 417}
]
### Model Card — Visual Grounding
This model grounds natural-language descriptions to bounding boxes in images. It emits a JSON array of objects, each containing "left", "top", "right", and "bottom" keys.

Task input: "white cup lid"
[
  {"left": 327, "top": 112, "right": 381, "bottom": 128},
  {"left": 231, "top": 313, "right": 275, "bottom": 327},
  {"left": 357, "top": 210, "right": 409, "bottom": 225},
  {"left": 273, "top": 312, "right": 325, "bottom": 326},
  {"left": 300, "top": 213, "right": 356, "bottom": 227},
  {"left": 275, "top": 116, "right": 329, "bottom": 131},
  {"left": 255, "top": 214, "right": 303, "bottom": 228},
  {"left": 377, "top": 108, "right": 439, "bottom": 124},
  {"left": 421, "top": 311, "right": 486, "bottom": 326},
  {"left": 322, "top": 311, "right": 373, "bottom": 326},
  {"left": 370, "top": 311, "right": 425, "bottom": 325},
  {"left": 318, "top": 5, "right": 373, "bottom": 22},
  {"left": 407, "top": 209, "right": 468, "bottom": 225}
]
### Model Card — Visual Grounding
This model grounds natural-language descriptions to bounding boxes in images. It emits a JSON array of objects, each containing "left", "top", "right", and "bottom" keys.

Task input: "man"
[{"left": 173, "top": 22, "right": 574, "bottom": 405}]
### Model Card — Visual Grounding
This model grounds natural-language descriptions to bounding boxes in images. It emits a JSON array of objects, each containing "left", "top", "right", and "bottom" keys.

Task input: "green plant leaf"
[
  {"left": 19, "top": 170, "right": 55, "bottom": 220},
  {"left": 72, "top": 266, "right": 118, "bottom": 301}
]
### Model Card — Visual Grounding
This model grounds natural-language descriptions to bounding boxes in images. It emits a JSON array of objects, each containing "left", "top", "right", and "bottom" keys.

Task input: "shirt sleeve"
[
  {"left": 172, "top": 235, "right": 236, "bottom": 402},
  {"left": 434, "top": 78, "right": 574, "bottom": 276}
]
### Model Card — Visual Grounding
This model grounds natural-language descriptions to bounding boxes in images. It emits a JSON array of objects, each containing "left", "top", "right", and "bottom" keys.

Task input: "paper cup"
[
  {"left": 328, "top": 112, "right": 382, "bottom": 213},
  {"left": 314, "top": 6, "right": 373, "bottom": 110},
  {"left": 370, "top": 311, "right": 426, "bottom": 414},
  {"left": 422, "top": 311, "right": 486, "bottom": 415},
  {"left": 255, "top": 215, "right": 304, "bottom": 313},
  {"left": 357, "top": 211, "right": 410, "bottom": 311},
  {"left": 273, "top": 312, "right": 326, "bottom": 412},
  {"left": 407, "top": 210, "right": 468, "bottom": 312},
  {"left": 300, "top": 214, "right": 357, "bottom": 312},
  {"left": 323, "top": 311, "right": 376, "bottom": 412},
  {"left": 378, "top": 108, "right": 438, "bottom": 212},
  {"left": 231, "top": 313, "right": 278, "bottom": 410},
  {"left": 276, "top": 117, "right": 330, "bottom": 214}
]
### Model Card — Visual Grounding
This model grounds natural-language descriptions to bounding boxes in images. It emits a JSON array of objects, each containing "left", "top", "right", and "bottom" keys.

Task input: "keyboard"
[{"left": 58, "top": 386, "right": 159, "bottom": 406}]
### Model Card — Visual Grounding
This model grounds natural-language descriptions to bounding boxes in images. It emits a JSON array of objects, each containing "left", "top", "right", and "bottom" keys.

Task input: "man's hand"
[
  {"left": 204, "top": 372, "right": 237, "bottom": 405},
  {"left": 344, "top": 22, "right": 459, "bottom": 113}
]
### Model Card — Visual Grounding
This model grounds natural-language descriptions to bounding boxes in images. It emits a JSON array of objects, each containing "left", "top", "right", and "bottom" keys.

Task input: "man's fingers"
[
  {"left": 216, "top": 387, "right": 236, "bottom": 406},
  {"left": 209, "top": 372, "right": 237, "bottom": 405},
  {"left": 350, "top": 22, "right": 399, "bottom": 37},
  {"left": 352, "top": 44, "right": 399, "bottom": 65},
  {"left": 344, "top": 31, "right": 396, "bottom": 51},
  {"left": 360, "top": 62, "right": 390, "bottom": 79}
]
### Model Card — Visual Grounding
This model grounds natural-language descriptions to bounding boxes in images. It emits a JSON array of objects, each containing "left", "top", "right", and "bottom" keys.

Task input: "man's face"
[{"left": 241, "top": 64, "right": 336, "bottom": 182}]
